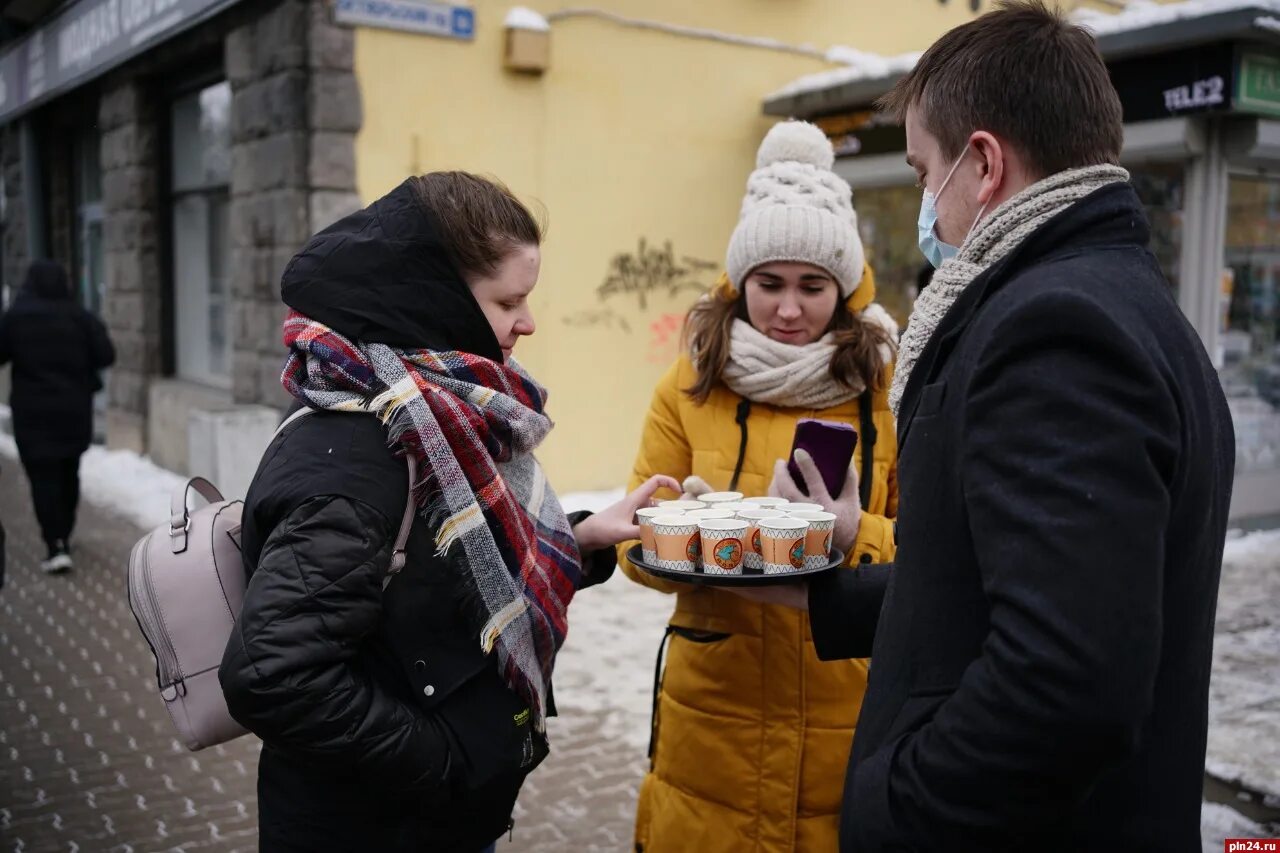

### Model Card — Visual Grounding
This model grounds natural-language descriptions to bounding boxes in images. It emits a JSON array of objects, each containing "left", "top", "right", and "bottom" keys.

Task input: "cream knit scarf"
[
  {"left": 722, "top": 303, "right": 898, "bottom": 410},
  {"left": 889, "top": 164, "right": 1130, "bottom": 418}
]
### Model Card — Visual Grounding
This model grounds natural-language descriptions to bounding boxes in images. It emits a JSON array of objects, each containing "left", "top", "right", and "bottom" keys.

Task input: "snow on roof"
[
  {"left": 765, "top": 49, "right": 922, "bottom": 102},
  {"left": 505, "top": 6, "right": 550, "bottom": 32},
  {"left": 768, "top": 0, "right": 1280, "bottom": 104},
  {"left": 1074, "top": 0, "right": 1280, "bottom": 36}
]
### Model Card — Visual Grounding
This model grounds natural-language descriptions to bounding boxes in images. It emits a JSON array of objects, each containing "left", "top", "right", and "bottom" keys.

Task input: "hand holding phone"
[{"left": 786, "top": 419, "right": 858, "bottom": 499}]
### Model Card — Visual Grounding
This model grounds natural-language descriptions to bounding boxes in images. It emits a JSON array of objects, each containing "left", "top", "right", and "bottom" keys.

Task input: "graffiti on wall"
[
  {"left": 597, "top": 238, "right": 719, "bottom": 310},
  {"left": 561, "top": 237, "right": 719, "bottom": 363}
]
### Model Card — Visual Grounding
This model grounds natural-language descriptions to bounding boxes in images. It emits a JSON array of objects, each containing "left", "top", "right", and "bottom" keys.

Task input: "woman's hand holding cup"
[{"left": 572, "top": 475, "right": 682, "bottom": 556}]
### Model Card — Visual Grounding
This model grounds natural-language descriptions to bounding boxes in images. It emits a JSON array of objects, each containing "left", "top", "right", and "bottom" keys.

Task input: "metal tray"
[{"left": 626, "top": 544, "right": 843, "bottom": 587}]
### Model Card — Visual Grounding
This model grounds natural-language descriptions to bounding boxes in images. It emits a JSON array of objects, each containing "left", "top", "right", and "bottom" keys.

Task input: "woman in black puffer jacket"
[{"left": 218, "top": 173, "right": 676, "bottom": 853}]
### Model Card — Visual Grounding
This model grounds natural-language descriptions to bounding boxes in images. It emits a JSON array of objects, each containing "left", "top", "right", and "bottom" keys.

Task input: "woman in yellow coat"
[{"left": 619, "top": 121, "right": 900, "bottom": 852}]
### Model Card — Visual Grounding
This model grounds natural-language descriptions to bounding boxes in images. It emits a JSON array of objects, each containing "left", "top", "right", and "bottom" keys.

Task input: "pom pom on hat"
[
  {"left": 727, "top": 120, "right": 866, "bottom": 299},
  {"left": 755, "top": 120, "right": 836, "bottom": 170}
]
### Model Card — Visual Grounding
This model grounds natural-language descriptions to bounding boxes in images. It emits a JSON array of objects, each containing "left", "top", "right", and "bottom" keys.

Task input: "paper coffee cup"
[
  {"left": 636, "top": 507, "right": 666, "bottom": 563},
  {"left": 788, "top": 510, "right": 836, "bottom": 569},
  {"left": 698, "top": 518, "right": 748, "bottom": 575},
  {"left": 742, "top": 496, "right": 789, "bottom": 508},
  {"left": 784, "top": 503, "right": 824, "bottom": 515},
  {"left": 652, "top": 514, "right": 701, "bottom": 572},
  {"left": 687, "top": 508, "right": 735, "bottom": 521},
  {"left": 660, "top": 500, "right": 707, "bottom": 512},
  {"left": 737, "top": 509, "right": 787, "bottom": 572},
  {"left": 758, "top": 517, "right": 810, "bottom": 575},
  {"left": 699, "top": 491, "right": 745, "bottom": 504}
]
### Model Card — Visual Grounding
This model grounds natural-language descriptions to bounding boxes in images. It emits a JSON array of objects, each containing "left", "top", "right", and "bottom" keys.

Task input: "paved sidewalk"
[
  {"left": 6, "top": 451, "right": 1276, "bottom": 852},
  {"left": 0, "top": 463, "right": 649, "bottom": 852}
]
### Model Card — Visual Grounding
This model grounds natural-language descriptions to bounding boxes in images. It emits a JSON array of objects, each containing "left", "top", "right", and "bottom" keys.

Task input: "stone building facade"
[{"left": 0, "top": 0, "right": 361, "bottom": 497}]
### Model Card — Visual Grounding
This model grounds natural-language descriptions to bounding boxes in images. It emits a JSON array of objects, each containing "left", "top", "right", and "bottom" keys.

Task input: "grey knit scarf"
[{"left": 889, "top": 164, "right": 1130, "bottom": 418}]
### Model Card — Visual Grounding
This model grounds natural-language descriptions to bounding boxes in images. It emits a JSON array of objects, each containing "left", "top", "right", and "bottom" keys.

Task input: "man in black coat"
[
  {"left": 748, "top": 3, "right": 1236, "bottom": 850},
  {"left": 0, "top": 260, "right": 114, "bottom": 572}
]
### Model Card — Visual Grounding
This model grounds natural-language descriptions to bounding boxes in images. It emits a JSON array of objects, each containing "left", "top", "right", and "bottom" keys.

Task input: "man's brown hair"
[{"left": 878, "top": 0, "right": 1123, "bottom": 177}]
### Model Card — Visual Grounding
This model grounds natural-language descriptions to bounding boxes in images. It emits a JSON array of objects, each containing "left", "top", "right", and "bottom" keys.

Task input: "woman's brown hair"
[
  {"left": 682, "top": 282, "right": 895, "bottom": 404},
  {"left": 408, "top": 171, "right": 543, "bottom": 280}
]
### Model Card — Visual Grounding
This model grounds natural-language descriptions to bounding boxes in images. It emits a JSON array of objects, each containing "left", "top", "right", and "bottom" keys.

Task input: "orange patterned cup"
[
  {"left": 788, "top": 511, "right": 836, "bottom": 569},
  {"left": 758, "top": 517, "right": 810, "bottom": 575},
  {"left": 699, "top": 518, "right": 749, "bottom": 575},
  {"left": 652, "top": 515, "right": 701, "bottom": 572},
  {"left": 636, "top": 507, "right": 667, "bottom": 563},
  {"left": 737, "top": 509, "right": 786, "bottom": 573}
]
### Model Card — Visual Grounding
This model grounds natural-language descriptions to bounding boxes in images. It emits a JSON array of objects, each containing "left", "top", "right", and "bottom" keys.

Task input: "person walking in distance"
[{"left": 0, "top": 260, "right": 115, "bottom": 573}]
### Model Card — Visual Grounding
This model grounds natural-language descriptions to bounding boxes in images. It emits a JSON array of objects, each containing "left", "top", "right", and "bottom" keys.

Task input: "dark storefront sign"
[
  {"left": 817, "top": 40, "right": 1280, "bottom": 160},
  {"left": 1109, "top": 42, "right": 1237, "bottom": 123},
  {"left": 1110, "top": 42, "right": 1280, "bottom": 123},
  {"left": 0, "top": 0, "right": 242, "bottom": 125}
]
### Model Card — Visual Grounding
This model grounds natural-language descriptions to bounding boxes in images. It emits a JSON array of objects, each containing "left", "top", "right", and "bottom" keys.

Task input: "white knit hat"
[{"left": 726, "top": 121, "right": 865, "bottom": 298}]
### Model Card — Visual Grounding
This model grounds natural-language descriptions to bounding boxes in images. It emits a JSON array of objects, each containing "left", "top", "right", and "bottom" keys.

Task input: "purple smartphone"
[{"left": 787, "top": 419, "right": 859, "bottom": 498}]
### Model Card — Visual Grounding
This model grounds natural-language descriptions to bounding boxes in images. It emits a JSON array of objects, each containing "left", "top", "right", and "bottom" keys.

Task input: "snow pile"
[
  {"left": 74, "top": 443, "right": 188, "bottom": 531},
  {"left": 1074, "top": 0, "right": 1280, "bottom": 36},
  {"left": 0, "top": 425, "right": 187, "bottom": 531},
  {"left": 505, "top": 6, "right": 550, "bottom": 32},
  {"left": 766, "top": 48, "right": 922, "bottom": 101},
  {"left": 1201, "top": 801, "right": 1267, "bottom": 852},
  {"left": 1206, "top": 528, "right": 1280, "bottom": 802},
  {"left": 1256, "top": 13, "right": 1280, "bottom": 31}
]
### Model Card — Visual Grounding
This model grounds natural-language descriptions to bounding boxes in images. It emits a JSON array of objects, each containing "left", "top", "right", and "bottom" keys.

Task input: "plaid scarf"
[{"left": 281, "top": 310, "right": 581, "bottom": 728}]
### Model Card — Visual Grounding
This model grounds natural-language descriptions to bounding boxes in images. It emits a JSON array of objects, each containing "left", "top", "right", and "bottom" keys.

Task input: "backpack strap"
[
  {"left": 169, "top": 477, "right": 226, "bottom": 554},
  {"left": 274, "top": 405, "right": 316, "bottom": 437},
  {"left": 387, "top": 457, "right": 419, "bottom": 587}
]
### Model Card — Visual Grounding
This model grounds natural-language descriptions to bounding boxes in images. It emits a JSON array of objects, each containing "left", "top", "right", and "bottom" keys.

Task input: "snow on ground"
[
  {"left": 0, "top": 404, "right": 187, "bottom": 532},
  {"left": 1206, "top": 528, "right": 1280, "bottom": 805},
  {"left": 1202, "top": 801, "right": 1267, "bottom": 852}
]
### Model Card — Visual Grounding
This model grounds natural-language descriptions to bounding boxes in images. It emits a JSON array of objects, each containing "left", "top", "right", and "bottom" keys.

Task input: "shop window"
[
  {"left": 1222, "top": 173, "right": 1280, "bottom": 472},
  {"left": 856, "top": 167, "right": 1185, "bottom": 333},
  {"left": 853, "top": 184, "right": 925, "bottom": 327},
  {"left": 1129, "top": 163, "right": 1184, "bottom": 295},
  {"left": 170, "top": 80, "right": 231, "bottom": 388}
]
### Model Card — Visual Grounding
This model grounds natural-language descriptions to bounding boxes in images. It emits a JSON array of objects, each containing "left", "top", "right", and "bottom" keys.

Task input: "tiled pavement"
[{"left": 0, "top": 463, "right": 646, "bottom": 852}]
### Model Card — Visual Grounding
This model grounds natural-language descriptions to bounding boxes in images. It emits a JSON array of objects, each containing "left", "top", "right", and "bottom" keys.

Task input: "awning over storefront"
[
  {"left": 762, "top": 0, "right": 1280, "bottom": 124},
  {"left": 0, "top": 0, "right": 244, "bottom": 125}
]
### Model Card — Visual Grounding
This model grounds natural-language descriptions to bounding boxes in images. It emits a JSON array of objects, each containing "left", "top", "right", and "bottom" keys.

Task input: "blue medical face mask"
[{"left": 917, "top": 148, "right": 974, "bottom": 269}]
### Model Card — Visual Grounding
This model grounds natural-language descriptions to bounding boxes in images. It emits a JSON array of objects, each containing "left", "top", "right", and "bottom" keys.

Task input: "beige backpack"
[{"left": 127, "top": 408, "right": 416, "bottom": 750}]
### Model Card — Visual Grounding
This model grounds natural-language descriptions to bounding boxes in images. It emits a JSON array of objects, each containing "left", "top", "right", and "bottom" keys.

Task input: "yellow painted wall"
[{"left": 352, "top": 1, "right": 990, "bottom": 491}]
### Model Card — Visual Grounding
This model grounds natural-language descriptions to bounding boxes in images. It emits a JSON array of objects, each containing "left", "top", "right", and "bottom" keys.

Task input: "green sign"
[{"left": 1237, "top": 53, "right": 1280, "bottom": 118}]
